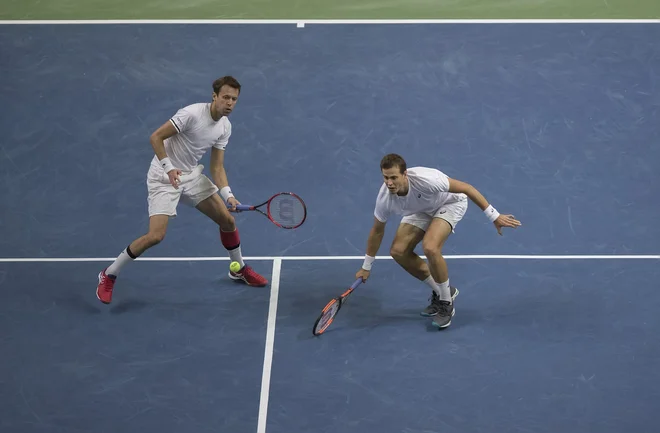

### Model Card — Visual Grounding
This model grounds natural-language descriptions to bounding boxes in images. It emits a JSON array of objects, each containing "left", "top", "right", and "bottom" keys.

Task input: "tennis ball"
[{"left": 230, "top": 261, "right": 241, "bottom": 273}]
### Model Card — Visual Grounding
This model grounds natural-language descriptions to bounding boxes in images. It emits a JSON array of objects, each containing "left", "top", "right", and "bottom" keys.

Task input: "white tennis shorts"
[
  {"left": 146, "top": 164, "right": 218, "bottom": 217},
  {"left": 401, "top": 195, "right": 468, "bottom": 232}
]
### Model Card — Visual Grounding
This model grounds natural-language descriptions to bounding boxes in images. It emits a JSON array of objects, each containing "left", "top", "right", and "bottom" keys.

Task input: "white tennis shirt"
[
  {"left": 374, "top": 167, "right": 466, "bottom": 222},
  {"left": 150, "top": 102, "right": 231, "bottom": 173}
]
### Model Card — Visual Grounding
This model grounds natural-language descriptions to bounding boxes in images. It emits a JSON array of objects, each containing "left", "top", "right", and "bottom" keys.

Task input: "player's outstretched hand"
[
  {"left": 227, "top": 197, "right": 241, "bottom": 212},
  {"left": 167, "top": 169, "right": 182, "bottom": 189},
  {"left": 355, "top": 268, "right": 370, "bottom": 282},
  {"left": 494, "top": 214, "right": 522, "bottom": 235}
]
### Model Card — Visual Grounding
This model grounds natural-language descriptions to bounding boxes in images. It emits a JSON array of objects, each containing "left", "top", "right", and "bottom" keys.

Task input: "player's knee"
[
  {"left": 422, "top": 240, "right": 443, "bottom": 258},
  {"left": 146, "top": 230, "right": 166, "bottom": 246},
  {"left": 219, "top": 214, "right": 235, "bottom": 232},
  {"left": 390, "top": 244, "right": 407, "bottom": 260}
]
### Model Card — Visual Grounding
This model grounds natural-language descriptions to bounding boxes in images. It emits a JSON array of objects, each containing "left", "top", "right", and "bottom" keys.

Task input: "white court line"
[
  {"left": 0, "top": 19, "right": 659, "bottom": 25},
  {"left": 0, "top": 255, "right": 658, "bottom": 262},
  {"left": 257, "top": 258, "right": 281, "bottom": 433}
]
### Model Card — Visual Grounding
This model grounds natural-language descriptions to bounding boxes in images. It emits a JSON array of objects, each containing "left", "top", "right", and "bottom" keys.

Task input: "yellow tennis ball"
[{"left": 230, "top": 261, "right": 241, "bottom": 273}]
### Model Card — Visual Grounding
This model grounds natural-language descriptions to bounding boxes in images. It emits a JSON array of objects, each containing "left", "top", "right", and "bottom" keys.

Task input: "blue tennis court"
[{"left": 1, "top": 22, "right": 659, "bottom": 433}]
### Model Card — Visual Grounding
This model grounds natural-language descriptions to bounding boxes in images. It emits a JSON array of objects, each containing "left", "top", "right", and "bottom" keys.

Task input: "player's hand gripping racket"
[
  {"left": 230, "top": 192, "right": 307, "bottom": 229},
  {"left": 312, "top": 277, "right": 364, "bottom": 336}
]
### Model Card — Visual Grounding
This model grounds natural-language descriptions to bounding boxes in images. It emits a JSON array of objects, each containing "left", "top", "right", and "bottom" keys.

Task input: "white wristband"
[
  {"left": 484, "top": 205, "right": 500, "bottom": 222},
  {"left": 220, "top": 186, "right": 234, "bottom": 202},
  {"left": 362, "top": 255, "right": 375, "bottom": 271},
  {"left": 159, "top": 157, "right": 175, "bottom": 173}
]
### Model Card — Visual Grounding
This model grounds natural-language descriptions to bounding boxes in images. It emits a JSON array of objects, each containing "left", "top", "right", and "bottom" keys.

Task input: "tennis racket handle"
[
  {"left": 234, "top": 204, "right": 254, "bottom": 211},
  {"left": 350, "top": 278, "right": 364, "bottom": 289}
]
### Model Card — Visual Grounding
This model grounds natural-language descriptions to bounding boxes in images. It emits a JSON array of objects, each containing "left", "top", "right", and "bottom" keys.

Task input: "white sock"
[
  {"left": 228, "top": 246, "right": 245, "bottom": 269},
  {"left": 106, "top": 247, "right": 135, "bottom": 277},
  {"left": 434, "top": 280, "right": 452, "bottom": 303},
  {"left": 424, "top": 276, "right": 452, "bottom": 302},
  {"left": 424, "top": 275, "right": 437, "bottom": 292}
]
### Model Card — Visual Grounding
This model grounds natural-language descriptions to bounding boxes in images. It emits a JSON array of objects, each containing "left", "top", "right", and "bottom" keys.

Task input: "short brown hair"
[
  {"left": 380, "top": 153, "right": 407, "bottom": 174},
  {"left": 213, "top": 76, "right": 241, "bottom": 94}
]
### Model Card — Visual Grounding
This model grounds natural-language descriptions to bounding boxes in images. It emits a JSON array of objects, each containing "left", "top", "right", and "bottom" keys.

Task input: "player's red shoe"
[
  {"left": 96, "top": 268, "right": 116, "bottom": 304},
  {"left": 229, "top": 264, "right": 268, "bottom": 287}
]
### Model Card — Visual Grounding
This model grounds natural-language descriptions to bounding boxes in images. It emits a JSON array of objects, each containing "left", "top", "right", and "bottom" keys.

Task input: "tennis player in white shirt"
[
  {"left": 96, "top": 76, "right": 268, "bottom": 305},
  {"left": 356, "top": 153, "right": 521, "bottom": 329}
]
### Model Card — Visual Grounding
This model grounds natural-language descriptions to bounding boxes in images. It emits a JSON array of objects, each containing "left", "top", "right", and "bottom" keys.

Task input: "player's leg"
[
  {"left": 420, "top": 217, "right": 455, "bottom": 327},
  {"left": 125, "top": 214, "right": 170, "bottom": 256},
  {"left": 423, "top": 198, "right": 469, "bottom": 329},
  {"left": 394, "top": 214, "right": 458, "bottom": 317},
  {"left": 390, "top": 217, "right": 459, "bottom": 298},
  {"left": 96, "top": 170, "right": 180, "bottom": 304},
  {"left": 389, "top": 222, "right": 427, "bottom": 279},
  {"left": 422, "top": 218, "right": 453, "bottom": 300},
  {"left": 188, "top": 176, "right": 268, "bottom": 287},
  {"left": 97, "top": 215, "right": 172, "bottom": 304}
]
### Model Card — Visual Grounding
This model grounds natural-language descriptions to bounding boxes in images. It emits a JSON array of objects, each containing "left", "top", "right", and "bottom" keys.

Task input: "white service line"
[
  {"left": 257, "top": 257, "right": 282, "bottom": 433},
  {"left": 0, "top": 255, "right": 658, "bottom": 262}
]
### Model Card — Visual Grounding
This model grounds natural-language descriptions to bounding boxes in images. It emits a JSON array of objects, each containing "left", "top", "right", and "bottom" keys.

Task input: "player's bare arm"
[
  {"left": 210, "top": 147, "right": 240, "bottom": 211},
  {"left": 356, "top": 218, "right": 386, "bottom": 281},
  {"left": 150, "top": 121, "right": 182, "bottom": 189},
  {"left": 448, "top": 178, "right": 522, "bottom": 235}
]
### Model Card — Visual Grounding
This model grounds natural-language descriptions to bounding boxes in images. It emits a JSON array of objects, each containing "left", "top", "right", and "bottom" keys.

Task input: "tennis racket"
[
  {"left": 229, "top": 192, "right": 307, "bottom": 229},
  {"left": 312, "top": 277, "right": 364, "bottom": 336}
]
